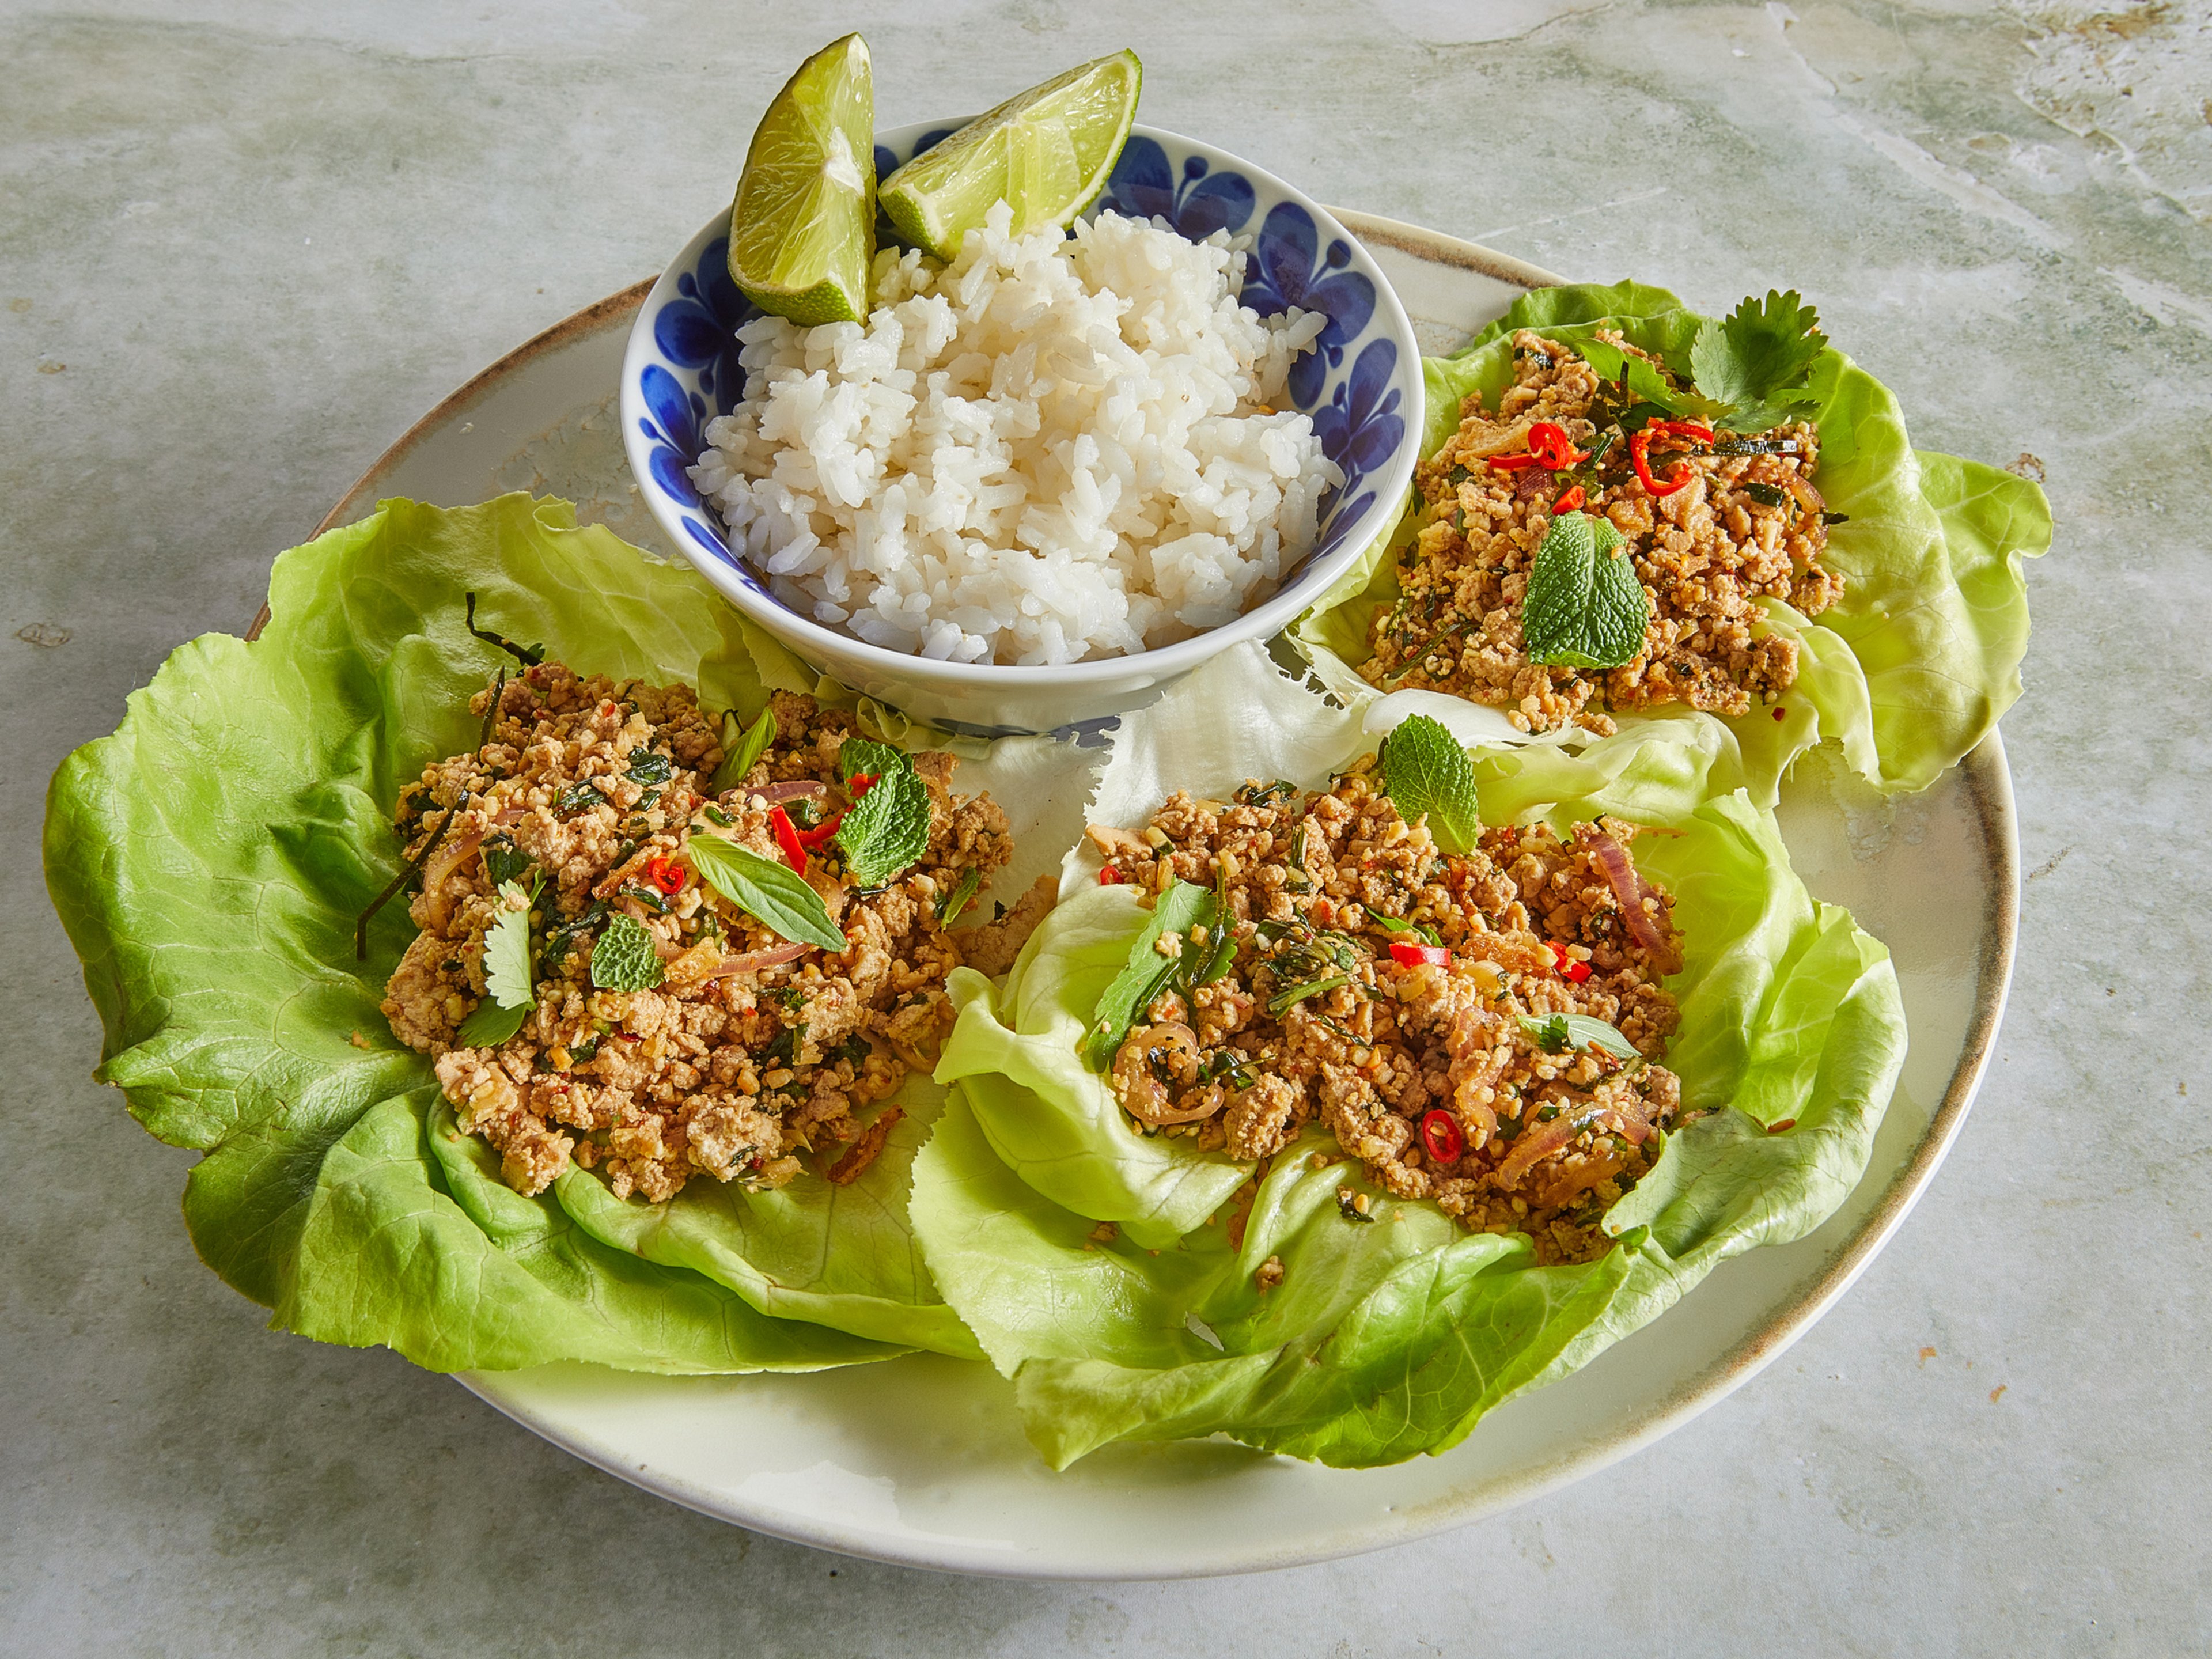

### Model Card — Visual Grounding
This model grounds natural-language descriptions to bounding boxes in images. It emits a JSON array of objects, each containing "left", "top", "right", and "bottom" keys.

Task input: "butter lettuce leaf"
[
  {"left": 44, "top": 494, "right": 979, "bottom": 1372},
  {"left": 1293, "top": 280, "right": 2049, "bottom": 801},
  {"left": 911, "top": 710, "right": 1907, "bottom": 1468}
]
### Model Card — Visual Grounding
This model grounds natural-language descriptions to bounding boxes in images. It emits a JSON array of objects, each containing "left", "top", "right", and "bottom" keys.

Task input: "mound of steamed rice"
[{"left": 688, "top": 204, "right": 1339, "bottom": 666}]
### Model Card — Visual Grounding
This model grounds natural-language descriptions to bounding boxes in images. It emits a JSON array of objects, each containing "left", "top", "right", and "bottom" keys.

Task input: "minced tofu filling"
[
  {"left": 380, "top": 664, "right": 1048, "bottom": 1203},
  {"left": 1091, "top": 767, "right": 1691, "bottom": 1266}
]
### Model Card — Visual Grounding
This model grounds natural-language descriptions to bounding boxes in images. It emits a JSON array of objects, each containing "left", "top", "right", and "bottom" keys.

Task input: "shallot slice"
[
  {"left": 1578, "top": 824, "right": 1678, "bottom": 968},
  {"left": 755, "top": 781, "right": 828, "bottom": 806},
  {"left": 701, "top": 941, "right": 810, "bottom": 979},
  {"left": 1495, "top": 1103, "right": 1605, "bottom": 1188},
  {"left": 421, "top": 829, "right": 483, "bottom": 896}
]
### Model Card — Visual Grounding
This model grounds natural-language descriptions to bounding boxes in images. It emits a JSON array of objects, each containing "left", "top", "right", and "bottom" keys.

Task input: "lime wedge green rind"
[
  {"left": 729, "top": 33, "right": 876, "bottom": 327},
  {"left": 880, "top": 50, "right": 1142, "bottom": 262}
]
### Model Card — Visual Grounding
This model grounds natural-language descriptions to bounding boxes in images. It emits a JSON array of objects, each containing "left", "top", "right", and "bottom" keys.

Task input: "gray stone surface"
[{"left": 3, "top": 0, "right": 2206, "bottom": 1652}]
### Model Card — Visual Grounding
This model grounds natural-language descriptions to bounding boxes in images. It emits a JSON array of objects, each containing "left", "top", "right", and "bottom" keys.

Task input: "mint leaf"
[
  {"left": 1082, "top": 879, "right": 1218, "bottom": 1072},
  {"left": 1689, "top": 290, "right": 1826, "bottom": 433},
  {"left": 835, "top": 764, "right": 931, "bottom": 887},
  {"left": 836, "top": 736, "right": 908, "bottom": 784},
  {"left": 711, "top": 703, "right": 777, "bottom": 791},
  {"left": 1376, "top": 713, "right": 1482, "bottom": 854},
  {"left": 590, "top": 912, "right": 665, "bottom": 993},
  {"left": 687, "top": 833, "right": 849, "bottom": 953},
  {"left": 1520, "top": 1011, "right": 1639, "bottom": 1060},
  {"left": 1523, "top": 510, "right": 1650, "bottom": 672}
]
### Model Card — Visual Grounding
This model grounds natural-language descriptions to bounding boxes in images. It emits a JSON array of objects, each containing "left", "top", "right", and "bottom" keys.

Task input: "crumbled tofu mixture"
[
  {"left": 1365, "top": 328, "right": 1841, "bottom": 734},
  {"left": 1090, "top": 764, "right": 1690, "bottom": 1266},
  {"left": 380, "top": 663, "right": 1048, "bottom": 1203}
]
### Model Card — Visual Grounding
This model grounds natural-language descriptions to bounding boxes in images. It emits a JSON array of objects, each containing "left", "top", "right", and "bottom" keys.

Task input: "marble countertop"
[{"left": 5, "top": 1, "right": 2206, "bottom": 1652}]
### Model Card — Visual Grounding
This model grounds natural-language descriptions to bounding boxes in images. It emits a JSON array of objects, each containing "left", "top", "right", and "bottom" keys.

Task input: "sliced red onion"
[
  {"left": 421, "top": 829, "right": 482, "bottom": 895},
  {"left": 701, "top": 941, "right": 810, "bottom": 979},
  {"left": 1580, "top": 825, "right": 1676, "bottom": 965},
  {"left": 754, "top": 781, "right": 828, "bottom": 806}
]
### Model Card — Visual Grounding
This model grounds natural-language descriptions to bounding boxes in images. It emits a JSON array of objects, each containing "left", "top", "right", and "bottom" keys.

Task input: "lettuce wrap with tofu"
[
  {"left": 1293, "top": 281, "right": 2050, "bottom": 803},
  {"left": 44, "top": 494, "right": 1094, "bottom": 1373},
  {"left": 914, "top": 642, "right": 1907, "bottom": 1468}
]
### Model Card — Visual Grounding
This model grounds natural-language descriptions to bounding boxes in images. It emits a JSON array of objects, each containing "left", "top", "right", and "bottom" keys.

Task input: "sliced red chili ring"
[
  {"left": 769, "top": 805, "right": 807, "bottom": 872},
  {"left": 1550, "top": 940, "right": 1593, "bottom": 983},
  {"left": 1420, "top": 1108, "right": 1466, "bottom": 1164},
  {"left": 1388, "top": 938, "right": 1452, "bottom": 967},
  {"left": 1486, "top": 453, "right": 1548, "bottom": 472},
  {"left": 1098, "top": 863, "right": 1123, "bottom": 885},
  {"left": 644, "top": 856, "right": 687, "bottom": 896},
  {"left": 1525, "top": 421, "right": 1591, "bottom": 469},
  {"left": 797, "top": 810, "right": 846, "bottom": 850},
  {"left": 1552, "top": 484, "right": 1586, "bottom": 514}
]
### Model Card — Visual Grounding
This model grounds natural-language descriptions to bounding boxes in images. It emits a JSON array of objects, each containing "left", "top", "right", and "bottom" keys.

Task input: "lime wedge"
[
  {"left": 729, "top": 33, "right": 876, "bottom": 327},
  {"left": 880, "top": 50, "right": 1142, "bottom": 262}
]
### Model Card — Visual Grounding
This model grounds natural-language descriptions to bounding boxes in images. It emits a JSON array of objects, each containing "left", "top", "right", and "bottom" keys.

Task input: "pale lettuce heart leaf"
[
  {"left": 910, "top": 699, "right": 1907, "bottom": 1467},
  {"left": 44, "top": 493, "right": 997, "bottom": 1372},
  {"left": 1292, "top": 279, "right": 2050, "bottom": 801}
]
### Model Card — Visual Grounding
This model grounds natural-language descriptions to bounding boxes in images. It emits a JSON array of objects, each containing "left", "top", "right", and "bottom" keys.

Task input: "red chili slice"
[
  {"left": 1099, "top": 864, "right": 1123, "bottom": 885},
  {"left": 1552, "top": 485, "right": 1586, "bottom": 514},
  {"left": 769, "top": 806, "right": 807, "bottom": 872},
  {"left": 847, "top": 772, "right": 880, "bottom": 798},
  {"left": 1550, "top": 940, "right": 1593, "bottom": 983},
  {"left": 644, "top": 857, "right": 687, "bottom": 896},
  {"left": 1421, "top": 1108, "right": 1466, "bottom": 1164},
  {"left": 797, "top": 809, "right": 846, "bottom": 850},
  {"left": 1525, "top": 421, "right": 1591, "bottom": 469},
  {"left": 1388, "top": 938, "right": 1451, "bottom": 967},
  {"left": 1486, "top": 453, "right": 1547, "bottom": 472}
]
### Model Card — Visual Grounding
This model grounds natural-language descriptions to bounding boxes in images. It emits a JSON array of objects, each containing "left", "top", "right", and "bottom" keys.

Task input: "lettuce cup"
[
  {"left": 1293, "top": 281, "right": 2050, "bottom": 803},
  {"left": 919, "top": 642, "right": 1907, "bottom": 1467}
]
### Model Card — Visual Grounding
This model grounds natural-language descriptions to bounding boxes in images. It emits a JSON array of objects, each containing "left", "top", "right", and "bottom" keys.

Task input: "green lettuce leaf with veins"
[
  {"left": 44, "top": 493, "right": 978, "bottom": 1373},
  {"left": 1292, "top": 279, "right": 2050, "bottom": 801},
  {"left": 914, "top": 715, "right": 1907, "bottom": 1468}
]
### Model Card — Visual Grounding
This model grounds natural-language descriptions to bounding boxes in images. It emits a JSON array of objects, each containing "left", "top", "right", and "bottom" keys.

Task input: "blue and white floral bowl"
[{"left": 620, "top": 120, "right": 1420, "bottom": 738}]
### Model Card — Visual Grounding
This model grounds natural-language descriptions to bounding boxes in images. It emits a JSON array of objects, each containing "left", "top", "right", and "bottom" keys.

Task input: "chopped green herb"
[
  {"left": 481, "top": 835, "right": 532, "bottom": 887},
  {"left": 590, "top": 913, "right": 664, "bottom": 993},
  {"left": 1267, "top": 972, "right": 1349, "bottom": 1017},
  {"left": 618, "top": 884, "right": 671, "bottom": 915},
  {"left": 702, "top": 804, "right": 734, "bottom": 827},
  {"left": 687, "top": 834, "right": 848, "bottom": 952},
  {"left": 1740, "top": 481, "right": 1787, "bottom": 507},
  {"left": 936, "top": 867, "right": 981, "bottom": 926},
  {"left": 1081, "top": 879, "right": 1217, "bottom": 1072},
  {"left": 555, "top": 781, "right": 609, "bottom": 816},
  {"left": 1371, "top": 914, "right": 1443, "bottom": 946},
  {"left": 1822, "top": 510, "right": 1850, "bottom": 525},
  {"left": 828, "top": 1033, "right": 873, "bottom": 1067},
  {"left": 541, "top": 898, "right": 608, "bottom": 971},
  {"left": 567, "top": 1035, "right": 600, "bottom": 1065},
  {"left": 711, "top": 704, "right": 778, "bottom": 791},
  {"left": 1233, "top": 779, "right": 1300, "bottom": 809},
  {"left": 624, "top": 749, "right": 673, "bottom": 786}
]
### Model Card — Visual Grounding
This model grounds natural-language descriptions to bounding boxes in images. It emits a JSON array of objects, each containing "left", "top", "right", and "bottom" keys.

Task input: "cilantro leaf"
[
  {"left": 835, "top": 764, "right": 931, "bottom": 887},
  {"left": 686, "top": 834, "right": 849, "bottom": 953},
  {"left": 1376, "top": 713, "right": 1482, "bottom": 854},
  {"left": 456, "top": 997, "right": 529, "bottom": 1048},
  {"left": 481, "top": 880, "right": 538, "bottom": 1009},
  {"left": 1082, "top": 879, "right": 1218, "bottom": 1072},
  {"left": 1688, "top": 289, "right": 1827, "bottom": 433},
  {"left": 1522, "top": 510, "right": 1650, "bottom": 672},
  {"left": 711, "top": 703, "right": 777, "bottom": 791},
  {"left": 1520, "top": 1011, "right": 1640, "bottom": 1060},
  {"left": 590, "top": 912, "right": 665, "bottom": 993}
]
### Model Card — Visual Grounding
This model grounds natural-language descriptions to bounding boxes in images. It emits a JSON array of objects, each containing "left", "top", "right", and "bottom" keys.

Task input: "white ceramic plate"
[{"left": 309, "top": 212, "right": 2017, "bottom": 1580}]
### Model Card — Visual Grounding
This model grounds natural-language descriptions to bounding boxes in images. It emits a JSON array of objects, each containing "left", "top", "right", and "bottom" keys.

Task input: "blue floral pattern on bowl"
[{"left": 620, "top": 120, "right": 1421, "bottom": 733}]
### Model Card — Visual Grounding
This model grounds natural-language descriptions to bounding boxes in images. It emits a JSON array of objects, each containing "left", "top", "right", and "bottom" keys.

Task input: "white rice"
[{"left": 688, "top": 204, "right": 1339, "bottom": 666}]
